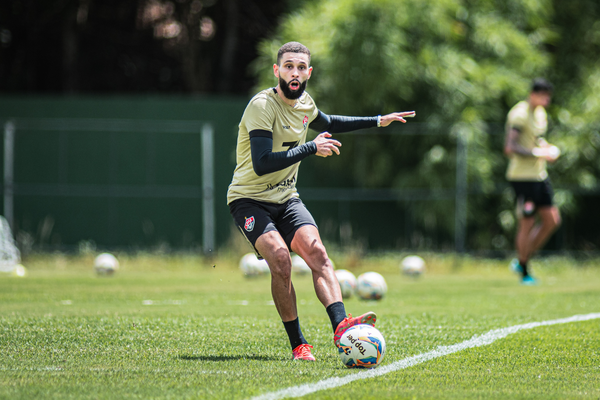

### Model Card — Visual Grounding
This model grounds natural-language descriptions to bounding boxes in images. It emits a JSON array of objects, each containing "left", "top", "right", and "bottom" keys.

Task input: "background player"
[
  {"left": 504, "top": 78, "right": 561, "bottom": 285},
  {"left": 227, "top": 41, "right": 415, "bottom": 360}
]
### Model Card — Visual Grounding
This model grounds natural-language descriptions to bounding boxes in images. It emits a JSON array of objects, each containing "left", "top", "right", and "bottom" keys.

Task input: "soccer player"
[
  {"left": 504, "top": 78, "right": 561, "bottom": 285},
  {"left": 227, "top": 42, "right": 415, "bottom": 360}
]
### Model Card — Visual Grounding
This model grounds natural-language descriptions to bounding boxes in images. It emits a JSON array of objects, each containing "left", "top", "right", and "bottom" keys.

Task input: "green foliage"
[
  {"left": 1, "top": 253, "right": 599, "bottom": 399},
  {"left": 253, "top": 0, "right": 600, "bottom": 251},
  {"left": 550, "top": 1, "right": 600, "bottom": 192}
]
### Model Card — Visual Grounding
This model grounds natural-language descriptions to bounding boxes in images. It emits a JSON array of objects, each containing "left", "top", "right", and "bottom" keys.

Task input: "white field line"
[{"left": 250, "top": 312, "right": 600, "bottom": 400}]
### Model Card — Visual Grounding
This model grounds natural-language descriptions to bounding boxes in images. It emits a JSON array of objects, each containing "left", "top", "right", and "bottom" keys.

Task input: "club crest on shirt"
[
  {"left": 303, "top": 115, "right": 308, "bottom": 129},
  {"left": 244, "top": 216, "right": 255, "bottom": 232}
]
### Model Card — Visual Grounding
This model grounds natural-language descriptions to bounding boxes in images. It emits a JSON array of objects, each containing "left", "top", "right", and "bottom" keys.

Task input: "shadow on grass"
[{"left": 178, "top": 354, "right": 280, "bottom": 362}]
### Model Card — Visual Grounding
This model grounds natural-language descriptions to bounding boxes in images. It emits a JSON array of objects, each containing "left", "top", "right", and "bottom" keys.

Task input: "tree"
[
  {"left": 0, "top": 0, "right": 290, "bottom": 94},
  {"left": 255, "top": 0, "right": 558, "bottom": 250},
  {"left": 546, "top": 0, "right": 600, "bottom": 250}
]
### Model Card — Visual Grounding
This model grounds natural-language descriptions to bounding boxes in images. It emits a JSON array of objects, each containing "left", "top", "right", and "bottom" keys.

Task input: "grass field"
[{"left": 1, "top": 252, "right": 599, "bottom": 399}]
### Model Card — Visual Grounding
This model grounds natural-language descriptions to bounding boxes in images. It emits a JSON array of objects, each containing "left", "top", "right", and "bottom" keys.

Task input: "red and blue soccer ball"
[{"left": 338, "top": 324, "right": 386, "bottom": 368}]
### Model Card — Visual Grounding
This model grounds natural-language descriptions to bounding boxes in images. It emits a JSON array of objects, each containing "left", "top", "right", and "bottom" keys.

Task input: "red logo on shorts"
[{"left": 244, "top": 216, "right": 255, "bottom": 232}]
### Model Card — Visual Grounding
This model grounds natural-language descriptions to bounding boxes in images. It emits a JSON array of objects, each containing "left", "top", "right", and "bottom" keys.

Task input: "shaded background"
[
  {"left": 0, "top": 0, "right": 291, "bottom": 94},
  {"left": 1, "top": 0, "right": 599, "bottom": 255}
]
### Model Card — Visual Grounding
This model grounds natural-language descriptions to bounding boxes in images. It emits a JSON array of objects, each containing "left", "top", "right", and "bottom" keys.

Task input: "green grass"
[{"left": 1, "top": 252, "right": 599, "bottom": 399}]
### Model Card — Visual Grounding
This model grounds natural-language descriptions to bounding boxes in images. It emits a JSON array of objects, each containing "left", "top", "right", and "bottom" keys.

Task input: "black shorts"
[
  {"left": 510, "top": 179, "right": 554, "bottom": 216},
  {"left": 229, "top": 197, "right": 317, "bottom": 255}
]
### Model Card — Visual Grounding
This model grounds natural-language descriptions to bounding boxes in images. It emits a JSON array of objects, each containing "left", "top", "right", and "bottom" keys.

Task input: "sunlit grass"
[{"left": 1, "top": 252, "right": 598, "bottom": 399}]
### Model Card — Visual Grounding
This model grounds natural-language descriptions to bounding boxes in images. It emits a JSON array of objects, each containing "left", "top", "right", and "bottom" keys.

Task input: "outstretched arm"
[
  {"left": 309, "top": 111, "right": 377, "bottom": 133},
  {"left": 250, "top": 131, "right": 341, "bottom": 176},
  {"left": 309, "top": 110, "right": 415, "bottom": 133}
]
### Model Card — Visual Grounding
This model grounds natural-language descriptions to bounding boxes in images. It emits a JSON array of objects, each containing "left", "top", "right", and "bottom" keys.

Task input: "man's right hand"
[
  {"left": 532, "top": 145, "right": 561, "bottom": 162},
  {"left": 313, "top": 132, "right": 341, "bottom": 157}
]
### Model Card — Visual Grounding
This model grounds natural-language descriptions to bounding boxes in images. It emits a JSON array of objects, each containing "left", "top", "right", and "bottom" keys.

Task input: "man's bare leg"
[
  {"left": 513, "top": 205, "right": 561, "bottom": 282},
  {"left": 516, "top": 216, "right": 536, "bottom": 265},
  {"left": 256, "top": 230, "right": 315, "bottom": 359},
  {"left": 526, "top": 206, "right": 561, "bottom": 259},
  {"left": 290, "top": 224, "right": 376, "bottom": 346},
  {"left": 290, "top": 225, "right": 341, "bottom": 308},
  {"left": 255, "top": 230, "right": 297, "bottom": 321}
]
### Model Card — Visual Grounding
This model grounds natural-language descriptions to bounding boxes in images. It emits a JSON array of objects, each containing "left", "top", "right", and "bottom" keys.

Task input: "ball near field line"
[{"left": 338, "top": 324, "right": 386, "bottom": 368}]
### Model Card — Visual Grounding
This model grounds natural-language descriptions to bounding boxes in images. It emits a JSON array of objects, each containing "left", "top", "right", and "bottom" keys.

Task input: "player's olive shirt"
[
  {"left": 505, "top": 100, "right": 549, "bottom": 181},
  {"left": 227, "top": 88, "right": 320, "bottom": 204}
]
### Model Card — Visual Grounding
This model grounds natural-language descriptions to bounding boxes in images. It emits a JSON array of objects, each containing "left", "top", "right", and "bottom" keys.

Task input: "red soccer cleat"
[
  {"left": 333, "top": 312, "right": 377, "bottom": 347},
  {"left": 292, "top": 344, "right": 316, "bottom": 361}
]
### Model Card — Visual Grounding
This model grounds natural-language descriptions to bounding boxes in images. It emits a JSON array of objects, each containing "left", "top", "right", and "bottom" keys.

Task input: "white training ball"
[
  {"left": 291, "top": 254, "right": 311, "bottom": 275},
  {"left": 334, "top": 269, "right": 357, "bottom": 299},
  {"left": 255, "top": 257, "right": 270, "bottom": 275},
  {"left": 338, "top": 324, "right": 386, "bottom": 368},
  {"left": 357, "top": 272, "right": 387, "bottom": 300},
  {"left": 401, "top": 255, "right": 426, "bottom": 276},
  {"left": 94, "top": 253, "right": 119, "bottom": 275},
  {"left": 239, "top": 253, "right": 258, "bottom": 276},
  {"left": 12, "top": 264, "right": 27, "bottom": 277},
  {"left": 240, "top": 253, "right": 261, "bottom": 277},
  {"left": 240, "top": 253, "right": 270, "bottom": 277}
]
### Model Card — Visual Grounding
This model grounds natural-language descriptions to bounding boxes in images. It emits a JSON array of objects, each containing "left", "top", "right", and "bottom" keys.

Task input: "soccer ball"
[
  {"left": 335, "top": 269, "right": 357, "bottom": 299},
  {"left": 94, "top": 253, "right": 119, "bottom": 275},
  {"left": 255, "top": 257, "right": 270, "bottom": 275},
  {"left": 12, "top": 264, "right": 27, "bottom": 277},
  {"left": 239, "top": 253, "right": 259, "bottom": 276},
  {"left": 357, "top": 272, "right": 387, "bottom": 300},
  {"left": 239, "top": 253, "right": 270, "bottom": 277},
  {"left": 401, "top": 255, "right": 426, "bottom": 276},
  {"left": 291, "top": 254, "right": 311, "bottom": 275},
  {"left": 1, "top": 264, "right": 27, "bottom": 277},
  {"left": 330, "top": 258, "right": 336, "bottom": 270},
  {"left": 338, "top": 324, "right": 386, "bottom": 368}
]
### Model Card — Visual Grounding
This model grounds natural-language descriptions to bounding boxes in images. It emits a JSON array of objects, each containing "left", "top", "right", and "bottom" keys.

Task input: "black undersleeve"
[
  {"left": 250, "top": 133, "right": 317, "bottom": 176},
  {"left": 309, "top": 110, "right": 377, "bottom": 133}
]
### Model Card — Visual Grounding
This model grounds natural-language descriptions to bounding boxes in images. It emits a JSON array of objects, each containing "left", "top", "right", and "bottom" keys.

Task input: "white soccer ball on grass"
[
  {"left": 12, "top": 264, "right": 27, "bottom": 277},
  {"left": 334, "top": 269, "right": 357, "bottom": 299},
  {"left": 357, "top": 272, "right": 387, "bottom": 300},
  {"left": 338, "top": 324, "right": 386, "bottom": 368},
  {"left": 94, "top": 253, "right": 120, "bottom": 276},
  {"left": 401, "top": 255, "right": 426, "bottom": 276},
  {"left": 255, "top": 257, "right": 270, "bottom": 275},
  {"left": 239, "top": 253, "right": 269, "bottom": 277},
  {"left": 291, "top": 254, "right": 311, "bottom": 275},
  {"left": 1, "top": 264, "right": 27, "bottom": 277}
]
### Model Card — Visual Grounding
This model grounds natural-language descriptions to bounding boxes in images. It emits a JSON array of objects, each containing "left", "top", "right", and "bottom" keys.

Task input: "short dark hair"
[
  {"left": 276, "top": 42, "right": 311, "bottom": 65},
  {"left": 531, "top": 78, "right": 553, "bottom": 93}
]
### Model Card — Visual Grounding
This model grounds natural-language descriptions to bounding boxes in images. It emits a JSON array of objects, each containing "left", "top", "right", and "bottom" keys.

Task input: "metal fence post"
[
  {"left": 455, "top": 129, "right": 467, "bottom": 253},
  {"left": 201, "top": 123, "right": 215, "bottom": 254},
  {"left": 3, "top": 121, "right": 15, "bottom": 229}
]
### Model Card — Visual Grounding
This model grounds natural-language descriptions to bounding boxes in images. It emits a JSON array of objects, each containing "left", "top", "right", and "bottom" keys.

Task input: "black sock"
[
  {"left": 326, "top": 301, "right": 346, "bottom": 333},
  {"left": 282, "top": 318, "right": 308, "bottom": 350},
  {"left": 519, "top": 260, "right": 529, "bottom": 277}
]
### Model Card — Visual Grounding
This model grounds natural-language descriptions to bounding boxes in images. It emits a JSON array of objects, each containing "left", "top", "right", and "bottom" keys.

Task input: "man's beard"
[{"left": 279, "top": 76, "right": 307, "bottom": 100}]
